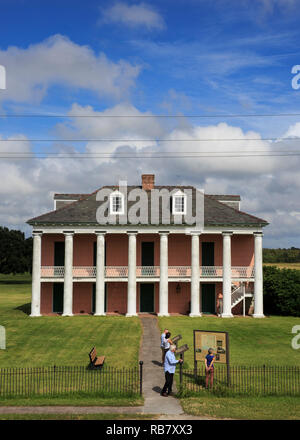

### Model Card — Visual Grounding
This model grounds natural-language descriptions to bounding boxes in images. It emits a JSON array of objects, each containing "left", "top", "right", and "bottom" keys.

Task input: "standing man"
[
  {"left": 161, "top": 344, "right": 183, "bottom": 397},
  {"left": 160, "top": 328, "right": 169, "bottom": 364}
]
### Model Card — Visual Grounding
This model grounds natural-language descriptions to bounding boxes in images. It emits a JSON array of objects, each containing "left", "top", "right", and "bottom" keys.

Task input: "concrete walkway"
[{"left": 139, "top": 315, "right": 184, "bottom": 415}]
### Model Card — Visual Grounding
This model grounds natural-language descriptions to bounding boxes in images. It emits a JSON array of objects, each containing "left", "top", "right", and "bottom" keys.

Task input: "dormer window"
[
  {"left": 110, "top": 191, "right": 124, "bottom": 215},
  {"left": 172, "top": 191, "right": 186, "bottom": 215}
]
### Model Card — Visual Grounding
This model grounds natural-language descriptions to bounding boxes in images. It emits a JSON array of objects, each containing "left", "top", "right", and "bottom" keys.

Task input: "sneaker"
[{"left": 161, "top": 392, "right": 168, "bottom": 397}]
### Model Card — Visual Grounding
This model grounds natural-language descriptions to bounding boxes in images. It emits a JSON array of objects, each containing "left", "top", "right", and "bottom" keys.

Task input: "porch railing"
[
  {"left": 231, "top": 266, "right": 255, "bottom": 278},
  {"left": 41, "top": 265, "right": 255, "bottom": 279},
  {"left": 73, "top": 267, "right": 96, "bottom": 277},
  {"left": 41, "top": 266, "right": 64, "bottom": 278},
  {"left": 200, "top": 266, "right": 223, "bottom": 277}
]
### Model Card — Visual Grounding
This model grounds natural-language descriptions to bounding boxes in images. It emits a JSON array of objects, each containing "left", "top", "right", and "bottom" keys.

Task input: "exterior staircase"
[{"left": 231, "top": 282, "right": 253, "bottom": 309}]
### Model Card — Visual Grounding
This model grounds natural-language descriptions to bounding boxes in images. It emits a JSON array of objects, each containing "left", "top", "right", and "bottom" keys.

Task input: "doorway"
[
  {"left": 53, "top": 283, "right": 63, "bottom": 313},
  {"left": 140, "top": 283, "right": 155, "bottom": 313},
  {"left": 141, "top": 242, "right": 154, "bottom": 266},
  {"left": 202, "top": 242, "right": 214, "bottom": 266},
  {"left": 201, "top": 283, "right": 216, "bottom": 314}
]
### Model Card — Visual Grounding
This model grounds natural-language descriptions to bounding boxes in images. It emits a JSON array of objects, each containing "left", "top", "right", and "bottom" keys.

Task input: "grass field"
[
  {"left": 181, "top": 395, "right": 300, "bottom": 420},
  {"left": 264, "top": 263, "right": 300, "bottom": 270},
  {"left": 0, "top": 275, "right": 141, "bottom": 367},
  {"left": 0, "top": 413, "right": 154, "bottom": 420},
  {"left": 158, "top": 315, "right": 300, "bottom": 368},
  {"left": 0, "top": 393, "right": 143, "bottom": 406}
]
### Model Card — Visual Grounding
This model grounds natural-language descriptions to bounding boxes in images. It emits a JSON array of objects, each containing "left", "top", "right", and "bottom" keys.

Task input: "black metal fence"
[
  {"left": 179, "top": 364, "right": 300, "bottom": 396},
  {"left": 0, "top": 363, "right": 143, "bottom": 397}
]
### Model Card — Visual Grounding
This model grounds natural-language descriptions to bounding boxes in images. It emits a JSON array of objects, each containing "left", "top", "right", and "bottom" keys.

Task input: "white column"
[
  {"left": 253, "top": 232, "right": 265, "bottom": 318},
  {"left": 94, "top": 232, "right": 106, "bottom": 316},
  {"left": 190, "top": 233, "right": 201, "bottom": 317},
  {"left": 221, "top": 232, "right": 233, "bottom": 318},
  {"left": 126, "top": 232, "right": 137, "bottom": 317},
  {"left": 62, "top": 232, "right": 74, "bottom": 316},
  {"left": 30, "top": 232, "right": 42, "bottom": 317},
  {"left": 158, "top": 232, "right": 169, "bottom": 316}
]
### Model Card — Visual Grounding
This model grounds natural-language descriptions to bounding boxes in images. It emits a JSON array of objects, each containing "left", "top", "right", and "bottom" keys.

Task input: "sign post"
[{"left": 193, "top": 330, "right": 230, "bottom": 386}]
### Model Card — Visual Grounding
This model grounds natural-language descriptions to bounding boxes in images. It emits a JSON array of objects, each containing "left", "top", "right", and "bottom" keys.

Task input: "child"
[{"left": 205, "top": 348, "right": 215, "bottom": 389}]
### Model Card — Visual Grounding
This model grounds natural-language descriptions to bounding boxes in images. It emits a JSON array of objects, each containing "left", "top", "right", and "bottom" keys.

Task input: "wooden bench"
[{"left": 89, "top": 347, "right": 105, "bottom": 368}]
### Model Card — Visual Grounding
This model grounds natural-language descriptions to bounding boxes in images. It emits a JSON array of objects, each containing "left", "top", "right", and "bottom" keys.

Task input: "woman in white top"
[{"left": 162, "top": 332, "right": 172, "bottom": 364}]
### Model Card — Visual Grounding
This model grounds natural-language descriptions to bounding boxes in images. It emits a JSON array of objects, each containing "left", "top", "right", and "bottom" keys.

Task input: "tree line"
[
  {"left": 263, "top": 247, "right": 300, "bottom": 263},
  {"left": 0, "top": 227, "right": 32, "bottom": 274}
]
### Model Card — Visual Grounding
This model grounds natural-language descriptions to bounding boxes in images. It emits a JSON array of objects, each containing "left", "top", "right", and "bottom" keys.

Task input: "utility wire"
[
  {"left": 1, "top": 112, "right": 300, "bottom": 118},
  {"left": 1, "top": 137, "right": 300, "bottom": 142},
  {"left": 1, "top": 152, "right": 300, "bottom": 159}
]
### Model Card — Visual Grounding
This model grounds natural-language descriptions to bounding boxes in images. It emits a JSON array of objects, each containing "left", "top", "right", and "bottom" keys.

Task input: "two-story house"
[{"left": 27, "top": 174, "right": 268, "bottom": 318}]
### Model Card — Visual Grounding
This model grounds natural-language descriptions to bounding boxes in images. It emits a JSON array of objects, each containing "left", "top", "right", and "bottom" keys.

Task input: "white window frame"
[
  {"left": 110, "top": 191, "right": 125, "bottom": 215},
  {"left": 172, "top": 191, "right": 187, "bottom": 215}
]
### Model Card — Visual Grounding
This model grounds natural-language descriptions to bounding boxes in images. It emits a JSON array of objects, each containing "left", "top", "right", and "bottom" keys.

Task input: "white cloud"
[
  {"left": 0, "top": 35, "right": 140, "bottom": 104},
  {"left": 100, "top": 2, "right": 165, "bottom": 30},
  {"left": 283, "top": 122, "right": 300, "bottom": 138},
  {"left": 1, "top": 103, "right": 300, "bottom": 247}
]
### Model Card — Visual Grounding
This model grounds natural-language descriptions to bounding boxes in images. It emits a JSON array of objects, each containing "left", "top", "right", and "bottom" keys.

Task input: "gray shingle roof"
[
  {"left": 53, "top": 194, "right": 90, "bottom": 200},
  {"left": 207, "top": 194, "right": 241, "bottom": 201},
  {"left": 27, "top": 186, "right": 268, "bottom": 227}
]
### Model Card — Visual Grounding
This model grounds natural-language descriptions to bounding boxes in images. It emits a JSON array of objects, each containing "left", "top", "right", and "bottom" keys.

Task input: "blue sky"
[{"left": 0, "top": 0, "right": 300, "bottom": 246}]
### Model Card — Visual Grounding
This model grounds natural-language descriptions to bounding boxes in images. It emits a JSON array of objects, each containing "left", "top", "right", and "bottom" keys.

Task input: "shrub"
[{"left": 263, "top": 266, "right": 300, "bottom": 316}]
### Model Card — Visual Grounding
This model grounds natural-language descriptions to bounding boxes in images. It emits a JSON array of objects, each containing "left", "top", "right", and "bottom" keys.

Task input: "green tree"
[
  {"left": 0, "top": 226, "right": 32, "bottom": 274},
  {"left": 263, "top": 266, "right": 300, "bottom": 316}
]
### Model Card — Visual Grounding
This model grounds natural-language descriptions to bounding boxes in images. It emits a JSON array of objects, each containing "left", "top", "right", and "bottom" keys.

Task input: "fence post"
[
  {"left": 53, "top": 365, "right": 56, "bottom": 394},
  {"left": 139, "top": 361, "right": 143, "bottom": 396},
  {"left": 263, "top": 364, "right": 266, "bottom": 395},
  {"left": 179, "top": 359, "right": 183, "bottom": 393}
]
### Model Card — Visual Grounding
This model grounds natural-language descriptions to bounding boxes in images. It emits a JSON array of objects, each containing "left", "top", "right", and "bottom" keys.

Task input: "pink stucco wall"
[
  {"left": 41, "top": 232, "right": 254, "bottom": 267},
  {"left": 40, "top": 282, "right": 53, "bottom": 314},
  {"left": 106, "top": 282, "right": 127, "bottom": 314},
  {"left": 169, "top": 235, "right": 191, "bottom": 265},
  {"left": 168, "top": 282, "right": 190, "bottom": 314},
  {"left": 73, "top": 282, "right": 93, "bottom": 314},
  {"left": 41, "top": 234, "right": 64, "bottom": 265},
  {"left": 231, "top": 235, "right": 254, "bottom": 266},
  {"left": 73, "top": 235, "right": 95, "bottom": 266}
]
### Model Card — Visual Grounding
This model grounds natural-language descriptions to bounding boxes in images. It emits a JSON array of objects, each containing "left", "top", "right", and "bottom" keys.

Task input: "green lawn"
[
  {"left": 0, "top": 393, "right": 143, "bottom": 407},
  {"left": 158, "top": 315, "right": 300, "bottom": 368},
  {"left": 181, "top": 395, "right": 300, "bottom": 420},
  {"left": 0, "top": 275, "right": 141, "bottom": 367},
  {"left": 0, "top": 413, "right": 154, "bottom": 420}
]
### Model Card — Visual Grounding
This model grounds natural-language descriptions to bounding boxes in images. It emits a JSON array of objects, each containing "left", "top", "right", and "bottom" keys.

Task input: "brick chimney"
[{"left": 142, "top": 174, "right": 155, "bottom": 190}]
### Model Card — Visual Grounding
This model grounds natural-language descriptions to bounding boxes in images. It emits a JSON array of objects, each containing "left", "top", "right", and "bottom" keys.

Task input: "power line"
[
  {"left": 1, "top": 152, "right": 300, "bottom": 159},
  {"left": 1, "top": 113, "right": 300, "bottom": 118},
  {"left": 1, "top": 149, "right": 300, "bottom": 155},
  {"left": 1, "top": 137, "right": 300, "bottom": 142}
]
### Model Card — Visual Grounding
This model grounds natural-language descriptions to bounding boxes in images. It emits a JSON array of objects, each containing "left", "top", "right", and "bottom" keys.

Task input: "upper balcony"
[{"left": 40, "top": 265, "right": 255, "bottom": 281}]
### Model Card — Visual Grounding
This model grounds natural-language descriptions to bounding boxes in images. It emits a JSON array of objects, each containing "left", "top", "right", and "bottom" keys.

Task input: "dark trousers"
[
  {"left": 161, "top": 348, "right": 169, "bottom": 363},
  {"left": 162, "top": 371, "right": 174, "bottom": 395}
]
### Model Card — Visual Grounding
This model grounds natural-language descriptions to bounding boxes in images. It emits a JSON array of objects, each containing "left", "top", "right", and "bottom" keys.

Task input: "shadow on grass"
[
  {"left": 0, "top": 280, "right": 31, "bottom": 285},
  {"left": 14, "top": 303, "right": 31, "bottom": 315}
]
